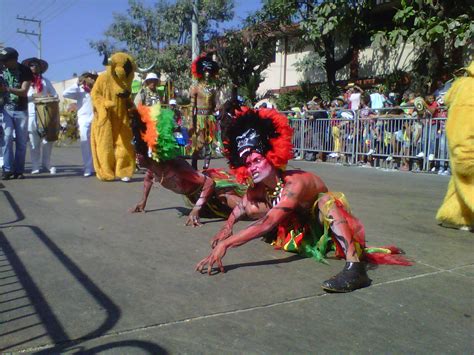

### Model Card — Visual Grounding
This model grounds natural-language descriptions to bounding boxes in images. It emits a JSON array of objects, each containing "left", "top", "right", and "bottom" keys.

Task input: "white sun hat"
[{"left": 144, "top": 73, "right": 159, "bottom": 81}]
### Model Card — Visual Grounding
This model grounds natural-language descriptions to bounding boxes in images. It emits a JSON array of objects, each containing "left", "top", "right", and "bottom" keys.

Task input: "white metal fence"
[{"left": 284, "top": 107, "right": 449, "bottom": 172}]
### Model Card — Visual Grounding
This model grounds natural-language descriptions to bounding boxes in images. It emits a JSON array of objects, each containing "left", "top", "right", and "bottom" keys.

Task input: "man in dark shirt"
[{"left": 0, "top": 47, "right": 33, "bottom": 180}]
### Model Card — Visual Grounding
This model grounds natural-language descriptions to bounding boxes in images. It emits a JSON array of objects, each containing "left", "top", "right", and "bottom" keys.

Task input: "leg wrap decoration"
[{"left": 318, "top": 192, "right": 412, "bottom": 266}]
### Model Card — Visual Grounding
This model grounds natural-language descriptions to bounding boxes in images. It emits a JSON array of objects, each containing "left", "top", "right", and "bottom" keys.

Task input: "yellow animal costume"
[
  {"left": 91, "top": 52, "right": 136, "bottom": 180},
  {"left": 436, "top": 61, "right": 474, "bottom": 230}
]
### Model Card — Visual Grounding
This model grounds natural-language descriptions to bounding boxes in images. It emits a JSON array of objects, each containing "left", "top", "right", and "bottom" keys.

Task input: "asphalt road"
[{"left": 1, "top": 145, "right": 472, "bottom": 354}]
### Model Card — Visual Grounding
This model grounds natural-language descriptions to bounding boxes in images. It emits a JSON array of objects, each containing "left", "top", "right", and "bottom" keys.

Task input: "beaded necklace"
[{"left": 266, "top": 176, "right": 284, "bottom": 207}]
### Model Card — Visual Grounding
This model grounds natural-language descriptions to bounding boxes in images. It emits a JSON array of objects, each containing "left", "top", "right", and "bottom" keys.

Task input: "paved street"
[{"left": 1, "top": 144, "right": 472, "bottom": 354}]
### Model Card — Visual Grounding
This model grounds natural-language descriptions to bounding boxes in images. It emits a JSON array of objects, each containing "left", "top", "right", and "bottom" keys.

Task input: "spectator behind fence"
[
  {"left": 434, "top": 96, "right": 449, "bottom": 175},
  {"left": 328, "top": 98, "right": 343, "bottom": 159},
  {"left": 346, "top": 83, "right": 364, "bottom": 110},
  {"left": 423, "top": 94, "right": 440, "bottom": 163},
  {"left": 370, "top": 85, "right": 387, "bottom": 110},
  {"left": 358, "top": 96, "right": 376, "bottom": 166}
]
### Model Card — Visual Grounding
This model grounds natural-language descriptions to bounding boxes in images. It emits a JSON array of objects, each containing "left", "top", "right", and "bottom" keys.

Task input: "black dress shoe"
[
  {"left": 14, "top": 173, "right": 25, "bottom": 180},
  {"left": 2, "top": 172, "right": 13, "bottom": 180},
  {"left": 321, "top": 262, "right": 372, "bottom": 293}
]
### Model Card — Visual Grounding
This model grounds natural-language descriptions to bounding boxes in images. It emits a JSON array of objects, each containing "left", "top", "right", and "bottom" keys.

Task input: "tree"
[
  {"left": 372, "top": 0, "right": 474, "bottom": 92},
  {"left": 90, "top": 0, "right": 234, "bottom": 91},
  {"left": 258, "top": 0, "right": 375, "bottom": 89},
  {"left": 212, "top": 21, "right": 278, "bottom": 103}
]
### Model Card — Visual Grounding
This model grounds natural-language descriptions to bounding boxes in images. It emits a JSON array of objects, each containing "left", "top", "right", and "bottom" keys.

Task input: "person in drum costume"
[
  {"left": 0, "top": 47, "right": 33, "bottom": 180},
  {"left": 189, "top": 53, "right": 219, "bottom": 170},
  {"left": 196, "top": 107, "right": 411, "bottom": 293},
  {"left": 23, "top": 57, "right": 58, "bottom": 175}
]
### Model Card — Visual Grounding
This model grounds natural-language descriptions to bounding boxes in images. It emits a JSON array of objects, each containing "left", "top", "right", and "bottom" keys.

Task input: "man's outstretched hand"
[
  {"left": 196, "top": 243, "right": 227, "bottom": 275},
  {"left": 128, "top": 202, "right": 146, "bottom": 213},
  {"left": 185, "top": 209, "right": 202, "bottom": 227}
]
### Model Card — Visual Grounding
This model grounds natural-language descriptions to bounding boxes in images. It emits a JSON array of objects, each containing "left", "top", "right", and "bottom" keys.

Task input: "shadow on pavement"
[
  {"left": 219, "top": 254, "right": 304, "bottom": 273},
  {"left": 0, "top": 189, "right": 168, "bottom": 354}
]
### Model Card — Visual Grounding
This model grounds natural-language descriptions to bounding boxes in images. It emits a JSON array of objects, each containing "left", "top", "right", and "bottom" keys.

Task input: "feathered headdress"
[
  {"left": 223, "top": 107, "right": 294, "bottom": 183},
  {"left": 191, "top": 53, "right": 219, "bottom": 79},
  {"left": 135, "top": 103, "right": 180, "bottom": 162}
]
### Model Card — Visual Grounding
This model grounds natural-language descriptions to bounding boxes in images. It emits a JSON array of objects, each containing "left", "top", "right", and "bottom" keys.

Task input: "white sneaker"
[
  {"left": 442, "top": 168, "right": 451, "bottom": 176},
  {"left": 386, "top": 155, "right": 393, "bottom": 162},
  {"left": 31, "top": 169, "right": 40, "bottom": 174},
  {"left": 367, "top": 149, "right": 374, "bottom": 155},
  {"left": 431, "top": 167, "right": 436, "bottom": 172},
  {"left": 428, "top": 154, "right": 435, "bottom": 161},
  {"left": 121, "top": 177, "right": 131, "bottom": 182},
  {"left": 83, "top": 172, "right": 92, "bottom": 177},
  {"left": 416, "top": 152, "right": 425, "bottom": 158},
  {"left": 438, "top": 167, "right": 445, "bottom": 175},
  {"left": 49, "top": 167, "right": 57, "bottom": 175}
]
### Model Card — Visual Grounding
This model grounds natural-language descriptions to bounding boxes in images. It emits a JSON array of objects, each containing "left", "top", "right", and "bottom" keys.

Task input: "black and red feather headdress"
[
  {"left": 191, "top": 53, "right": 219, "bottom": 79},
  {"left": 223, "top": 107, "right": 294, "bottom": 183}
]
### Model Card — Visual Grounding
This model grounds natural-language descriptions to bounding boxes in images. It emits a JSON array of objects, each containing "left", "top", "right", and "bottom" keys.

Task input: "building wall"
[{"left": 257, "top": 40, "right": 416, "bottom": 96}]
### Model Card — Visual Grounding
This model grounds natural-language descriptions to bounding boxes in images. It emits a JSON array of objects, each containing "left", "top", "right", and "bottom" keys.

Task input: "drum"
[{"left": 34, "top": 96, "right": 60, "bottom": 141}]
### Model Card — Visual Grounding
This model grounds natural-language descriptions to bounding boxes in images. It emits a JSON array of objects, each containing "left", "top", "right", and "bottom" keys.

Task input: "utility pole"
[
  {"left": 16, "top": 16, "right": 42, "bottom": 59},
  {"left": 191, "top": 0, "right": 200, "bottom": 60}
]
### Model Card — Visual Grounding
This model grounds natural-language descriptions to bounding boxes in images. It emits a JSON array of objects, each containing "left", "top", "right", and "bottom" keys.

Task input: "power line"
[
  {"left": 2, "top": 1, "right": 54, "bottom": 47},
  {"left": 43, "top": 0, "right": 77, "bottom": 24},
  {"left": 49, "top": 51, "right": 98, "bottom": 65},
  {"left": 32, "top": 0, "right": 61, "bottom": 20}
]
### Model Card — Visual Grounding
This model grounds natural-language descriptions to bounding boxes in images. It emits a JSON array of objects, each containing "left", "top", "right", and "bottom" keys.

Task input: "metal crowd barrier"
[{"left": 283, "top": 107, "right": 449, "bottom": 172}]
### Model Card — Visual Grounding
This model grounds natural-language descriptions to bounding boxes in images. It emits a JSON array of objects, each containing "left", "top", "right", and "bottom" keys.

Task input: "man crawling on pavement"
[
  {"left": 129, "top": 103, "right": 246, "bottom": 227},
  {"left": 196, "top": 107, "right": 411, "bottom": 293}
]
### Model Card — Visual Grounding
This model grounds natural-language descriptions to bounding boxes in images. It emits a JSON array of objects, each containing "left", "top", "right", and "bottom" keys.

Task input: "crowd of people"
[{"left": 286, "top": 82, "right": 451, "bottom": 174}]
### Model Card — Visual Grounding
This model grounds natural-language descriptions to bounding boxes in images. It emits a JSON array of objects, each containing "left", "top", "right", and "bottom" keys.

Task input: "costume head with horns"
[{"left": 223, "top": 107, "right": 294, "bottom": 183}]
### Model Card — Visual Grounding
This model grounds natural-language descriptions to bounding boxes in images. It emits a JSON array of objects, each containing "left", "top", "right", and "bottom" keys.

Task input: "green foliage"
[
  {"left": 274, "top": 90, "right": 305, "bottom": 111},
  {"left": 90, "top": 0, "right": 234, "bottom": 91},
  {"left": 260, "top": 0, "right": 374, "bottom": 88},
  {"left": 373, "top": 0, "right": 474, "bottom": 88},
  {"left": 274, "top": 81, "right": 339, "bottom": 110},
  {"left": 213, "top": 24, "right": 277, "bottom": 104},
  {"left": 311, "top": 82, "right": 340, "bottom": 103}
]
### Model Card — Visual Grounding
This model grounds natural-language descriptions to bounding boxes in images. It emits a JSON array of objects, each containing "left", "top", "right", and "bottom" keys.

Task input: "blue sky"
[{"left": 0, "top": 0, "right": 263, "bottom": 82}]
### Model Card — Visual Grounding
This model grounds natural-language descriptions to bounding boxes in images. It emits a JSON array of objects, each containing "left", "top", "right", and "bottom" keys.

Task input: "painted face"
[{"left": 244, "top": 151, "right": 273, "bottom": 184}]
